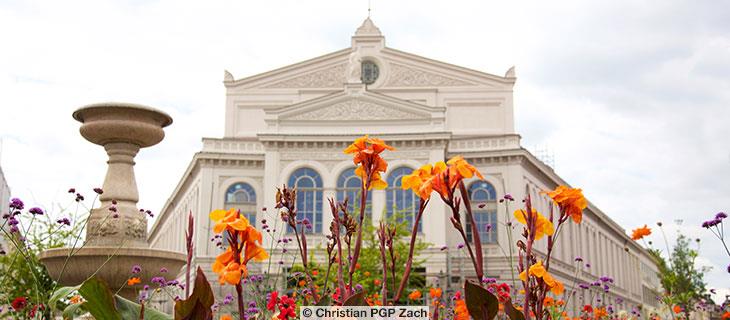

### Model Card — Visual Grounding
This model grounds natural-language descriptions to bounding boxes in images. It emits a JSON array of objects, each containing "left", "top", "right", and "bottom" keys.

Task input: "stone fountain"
[{"left": 40, "top": 102, "right": 186, "bottom": 300}]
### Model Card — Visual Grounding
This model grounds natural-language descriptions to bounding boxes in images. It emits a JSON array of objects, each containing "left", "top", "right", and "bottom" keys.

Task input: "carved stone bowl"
[{"left": 72, "top": 102, "right": 172, "bottom": 148}]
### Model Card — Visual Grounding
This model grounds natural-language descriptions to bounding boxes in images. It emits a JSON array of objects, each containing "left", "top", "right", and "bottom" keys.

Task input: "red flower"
[
  {"left": 583, "top": 305, "right": 593, "bottom": 313},
  {"left": 277, "top": 295, "right": 297, "bottom": 320},
  {"left": 267, "top": 291, "right": 278, "bottom": 311},
  {"left": 11, "top": 297, "right": 28, "bottom": 310}
]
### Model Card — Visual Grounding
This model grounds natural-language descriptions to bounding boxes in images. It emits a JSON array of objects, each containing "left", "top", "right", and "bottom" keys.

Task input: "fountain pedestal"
[{"left": 40, "top": 103, "right": 186, "bottom": 300}]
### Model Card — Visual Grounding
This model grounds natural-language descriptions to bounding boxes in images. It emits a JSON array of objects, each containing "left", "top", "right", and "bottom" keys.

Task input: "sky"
[{"left": 1, "top": 0, "right": 729, "bottom": 302}]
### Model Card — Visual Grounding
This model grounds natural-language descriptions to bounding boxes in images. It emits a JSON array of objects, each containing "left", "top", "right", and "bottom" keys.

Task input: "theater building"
[{"left": 148, "top": 18, "right": 661, "bottom": 314}]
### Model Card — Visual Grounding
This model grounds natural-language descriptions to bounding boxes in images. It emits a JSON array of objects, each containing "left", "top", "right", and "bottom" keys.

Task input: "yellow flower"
[
  {"left": 446, "top": 155, "right": 484, "bottom": 180},
  {"left": 210, "top": 209, "right": 268, "bottom": 286},
  {"left": 519, "top": 260, "right": 565, "bottom": 295},
  {"left": 210, "top": 208, "right": 251, "bottom": 234},
  {"left": 401, "top": 164, "right": 440, "bottom": 199},
  {"left": 514, "top": 208, "right": 555, "bottom": 240}
]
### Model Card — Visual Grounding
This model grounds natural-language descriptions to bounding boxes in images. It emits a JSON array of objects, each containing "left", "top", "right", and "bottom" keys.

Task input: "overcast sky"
[{"left": 1, "top": 0, "right": 728, "bottom": 301}]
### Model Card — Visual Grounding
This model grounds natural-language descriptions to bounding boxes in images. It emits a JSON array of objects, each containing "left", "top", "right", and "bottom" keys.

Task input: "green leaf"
[
  {"left": 174, "top": 267, "right": 214, "bottom": 320},
  {"left": 315, "top": 296, "right": 332, "bottom": 306},
  {"left": 116, "top": 295, "right": 173, "bottom": 320},
  {"left": 504, "top": 298, "right": 526, "bottom": 320},
  {"left": 343, "top": 291, "right": 368, "bottom": 306},
  {"left": 49, "top": 285, "right": 80, "bottom": 310},
  {"left": 78, "top": 277, "right": 122, "bottom": 320},
  {"left": 62, "top": 303, "right": 83, "bottom": 320},
  {"left": 464, "top": 280, "right": 499, "bottom": 320}
]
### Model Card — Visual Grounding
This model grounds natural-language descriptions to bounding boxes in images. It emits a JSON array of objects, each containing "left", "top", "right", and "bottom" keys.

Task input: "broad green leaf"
[
  {"left": 174, "top": 267, "right": 214, "bottom": 320},
  {"left": 49, "top": 285, "right": 80, "bottom": 310},
  {"left": 504, "top": 298, "right": 526, "bottom": 320},
  {"left": 464, "top": 280, "right": 499, "bottom": 320},
  {"left": 343, "top": 291, "right": 367, "bottom": 306},
  {"left": 116, "top": 295, "right": 173, "bottom": 320},
  {"left": 62, "top": 303, "right": 83, "bottom": 320},
  {"left": 78, "top": 277, "right": 122, "bottom": 320}
]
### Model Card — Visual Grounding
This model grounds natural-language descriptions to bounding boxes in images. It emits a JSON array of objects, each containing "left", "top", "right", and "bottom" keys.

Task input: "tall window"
[
  {"left": 336, "top": 168, "right": 371, "bottom": 218},
  {"left": 224, "top": 182, "right": 257, "bottom": 226},
  {"left": 288, "top": 168, "right": 323, "bottom": 233},
  {"left": 466, "top": 181, "right": 498, "bottom": 243},
  {"left": 386, "top": 166, "right": 421, "bottom": 232}
]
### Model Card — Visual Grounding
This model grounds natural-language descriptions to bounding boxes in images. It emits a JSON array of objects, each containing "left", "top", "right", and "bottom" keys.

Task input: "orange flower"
[
  {"left": 413, "top": 156, "right": 483, "bottom": 200},
  {"left": 454, "top": 298, "right": 470, "bottom": 320},
  {"left": 311, "top": 270, "right": 319, "bottom": 276},
  {"left": 514, "top": 208, "right": 555, "bottom": 240},
  {"left": 210, "top": 209, "right": 268, "bottom": 285},
  {"left": 220, "top": 315, "right": 233, "bottom": 320},
  {"left": 298, "top": 280, "right": 306, "bottom": 287},
  {"left": 544, "top": 297, "right": 555, "bottom": 307},
  {"left": 408, "top": 290, "right": 422, "bottom": 300},
  {"left": 69, "top": 295, "right": 83, "bottom": 304},
  {"left": 210, "top": 208, "right": 251, "bottom": 234},
  {"left": 429, "top": 287, "right": 442, "bottom": 299},
  {"left": 344, "top": 135, "right": 395, "bottom": 190},
  {"left": 374, "top": 279, "right": 382, "bottom": 286},
  {"left": 673, "top": 305, "right": 682, "bottom": 314},
  {"left": 545, "top": 185, "right": 587, "bottom": 223},
  {"left": 722, "top": 311, "right": 730, "bottom": 320},
  {"left": 126, "top": 277, "right": 141, "bottom": 286},
  {"left": 594, "top": 307, "right": 608, "bottom": 318},
  {"left": 631, "top": 225, "right": 652, "bottom": 241},
  {"left": 401, "top": 164, "right": 439, "bottom": 199},
  {"left": 364, "top": 271, "right": 371, "bottom": 277}
]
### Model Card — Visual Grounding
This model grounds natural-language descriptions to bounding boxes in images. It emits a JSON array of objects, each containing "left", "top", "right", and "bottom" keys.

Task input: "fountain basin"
[{"left": 40, "top": 247, "right": 186, "bottom": 300}]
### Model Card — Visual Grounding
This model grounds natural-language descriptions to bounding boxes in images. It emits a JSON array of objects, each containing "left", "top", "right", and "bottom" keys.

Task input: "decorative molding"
[
  {"left": 385, "top": 63, "right": 473, "bottom": 87},
  {"left": 286, "top": 99, "right": 423, "bottom": 121},
  {"left": 262, "top": 63, "right": 346, "bottom": 88}
]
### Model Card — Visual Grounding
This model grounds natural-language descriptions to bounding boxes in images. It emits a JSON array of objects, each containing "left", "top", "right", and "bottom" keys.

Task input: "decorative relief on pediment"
[
  {"left": 286, "top": 99, "right": 424, "bottom": 121},
  {"left": 280, "top": 150, "right": 430, "bottom": 161},
  {"left": 263, "top": 64, "right": 346, "bottom": 88},
  {"left": 385, "top": 64, "right": 473, "bottom": 87}
]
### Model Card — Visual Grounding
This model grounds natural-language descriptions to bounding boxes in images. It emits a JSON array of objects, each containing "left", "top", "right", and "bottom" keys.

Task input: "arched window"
[
  {"left": 386, "top": 166, "right": 421, "bottom": 232},
  {"left": 336, "top": 168, "right": 372, "bottom": 218},
  {"left": 288, "top": 168, "right": 323, "bottom": 233},
  {"left": 466, "top": 181, "right": 498, "bottom": 243},
  {"left": 224, "top": 182, "right": 257, "bottom": 226}
]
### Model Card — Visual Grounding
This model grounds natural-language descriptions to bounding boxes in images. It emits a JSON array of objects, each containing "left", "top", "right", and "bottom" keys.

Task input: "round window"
[{"left": 361, "top": 61, "right": 379, "bottom": 84}]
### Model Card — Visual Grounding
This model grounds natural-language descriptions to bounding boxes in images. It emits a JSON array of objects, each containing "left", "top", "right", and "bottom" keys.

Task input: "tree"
[{"left": 649, "top": 233, "right": 708, "bottom": 318}]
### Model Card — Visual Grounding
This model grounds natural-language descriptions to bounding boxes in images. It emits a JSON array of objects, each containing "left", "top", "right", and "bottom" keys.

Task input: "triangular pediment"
[{"left": 267, "top": 90, "right": 444, "bottom": 122}]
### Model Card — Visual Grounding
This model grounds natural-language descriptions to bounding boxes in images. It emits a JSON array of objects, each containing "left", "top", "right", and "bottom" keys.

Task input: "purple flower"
[
  {"left": 440, "top": 245, "right": 448, "bottom": 251},
  {"left": 222, "top": 294, "right": 234, "bottom": 305},
  {"left": 56, "top": 218, "right": 71, "bottom": 226},
  {"left": 716, "top": 212, "right": 728, "bottom": 220},
  {"left": 503, "top": 194, "right": 515, "bottom": 201},
  {"left": 355, "top": 284, "right": 363, "bottom": 292},
  {"left": 75, "top": 193, "right": 84, "bottom": 202},
  {"left": 9, "top": 226, "right": 19, "bottom": 233},
  {"left": 28, "top": 207, "right": 44, "bottom": 215},
  {"left": 599, "top": 276, "right": 613, "bottom": 283},
  {"left": 8, "top": 217, "right": 19, "bottom": 226},
  {"left": 585, "top": 263, "right": 591, "bottom": 268},
  {"left": 9, "top": 198, "right": 24, "bottom": 210},
  {"left": 67, "top": 188, "right": 76, "bottom": 193},
  {"left": 112, "top": 199, "right": 117, "bottom": 205},
  {"left": 112, "top": 213, "right": 119, "bottom": 219},
  {"left": 159, "top": 267, "right": 168, "bottom": 273},
  {"left": 109, "top": 205, "right": 117, "bottom": 213},
  {"left": 131, "top": 265, "right": 142, "bottom": 274},
  {"left": 485, "top": 223, "right": 493, "bottom": 232},
  {"left": 482, "top": 277, "right": 497, "bottom": 284},
  {"left": 574, "top": 256, "right": 583, "bottom": 262},
  {"left": 727, "top": 264, "right": 730, "bottom": 274},
  {"left": 457, "top": 243, "right": 465, "bottom": 249},
  {"left": 151, "top": 276, "right": 166, "bottom": 286},
  {"left": 93, "top": 188, "right": 103, "bottom": 195},
  {"left": 579, "top": 283, "right": 589, "bottom": 289}
]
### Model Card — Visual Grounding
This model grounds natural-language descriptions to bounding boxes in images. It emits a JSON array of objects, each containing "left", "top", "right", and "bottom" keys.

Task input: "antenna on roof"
[
  {"left": 534, "top": 144, "right": 556, "bottom": 169},
  {"left": 368, "top": 0, "right": 372, "bottom": 18}
]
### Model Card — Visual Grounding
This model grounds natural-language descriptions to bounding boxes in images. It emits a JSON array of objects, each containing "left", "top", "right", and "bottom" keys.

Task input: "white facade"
[
  {"left": 0, "top": 165, "right": 11, "bottom": 252},
  {"left": 149, "top": 18, "right": 660, "bottom": 313}
]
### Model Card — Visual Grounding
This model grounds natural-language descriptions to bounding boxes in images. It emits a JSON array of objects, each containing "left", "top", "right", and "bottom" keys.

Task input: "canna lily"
[
  {"left": 409, "top": 156, "right": 483, "bottom": 200},
  {"left": 401, "top": 163, "right": 441, "bottom": 199},
  {"left": 126, "top": 277, "right": 141, "bottom": 286},
  {"left": 210, "top": 210, "right": 268, "bottom": 285},
  {"left": 429, "top": 287, "right": 442, "bottom": 299},
  {"left": 514, "top": 208, "right": 555, "bottom": 240},
  {"left": 210, "top": 208, "right": 251, "bottom": 234},
  {"left": 631, "top": 225, "right": 651, "bottom": 240},
  {"left": 344, "top": 135, "right": 394, "bottom": 190},
  {"left": 545, "top": 185, "right": 587, "bottom": 223},
  {"left": 519, "top": 260, "right": 565, "bottom": 295},
  {"left": 454, "top": 297, "right": 470, "bottom": 320}
]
